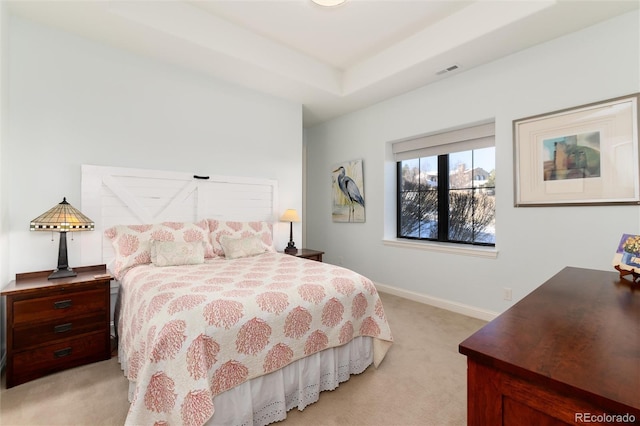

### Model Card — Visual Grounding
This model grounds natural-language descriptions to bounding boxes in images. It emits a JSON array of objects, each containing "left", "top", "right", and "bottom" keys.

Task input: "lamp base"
[
  {"left": 284, "top": 221, "right": 298, "bottom": 255},
  {"left": 48, "top": 267, "right": 77, "bottom": 280},
  {"left": 284, "top": 241, "right": 298, "bottom": 254},
  {"left": 48, "top": 231, "right": 76, "bottom": 280}
]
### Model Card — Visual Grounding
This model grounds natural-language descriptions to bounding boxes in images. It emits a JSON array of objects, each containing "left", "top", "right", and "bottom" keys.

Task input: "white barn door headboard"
[{"left": 80, "top": 164, "right": 278, "bottom": 267}]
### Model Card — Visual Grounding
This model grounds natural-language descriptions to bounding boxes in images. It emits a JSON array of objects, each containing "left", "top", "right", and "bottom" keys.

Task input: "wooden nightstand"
[
  {"left": 1, "top": 264, "right": 112, "bottom": 388},
  {"left": 285, "top": 249, "right": 324, "bottom": 262}
]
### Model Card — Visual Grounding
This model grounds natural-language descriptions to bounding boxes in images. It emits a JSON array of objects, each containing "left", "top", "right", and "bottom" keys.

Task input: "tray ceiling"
[{"left": 7, "top": 0, "right": 639, "bottom": 126}]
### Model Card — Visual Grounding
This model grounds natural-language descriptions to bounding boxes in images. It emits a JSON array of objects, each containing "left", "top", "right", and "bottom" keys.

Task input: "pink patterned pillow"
[
  {"left": 105, "top": 219, "right": 214, "bottom": 279},
  {"left": 208, "top": 220, "right": 275, "bottom": 257}
]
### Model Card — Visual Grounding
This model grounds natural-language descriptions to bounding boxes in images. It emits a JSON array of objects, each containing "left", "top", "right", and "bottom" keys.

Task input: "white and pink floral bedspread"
[{"left": 118, "top": 252, "right": 393, "bottom": 426}]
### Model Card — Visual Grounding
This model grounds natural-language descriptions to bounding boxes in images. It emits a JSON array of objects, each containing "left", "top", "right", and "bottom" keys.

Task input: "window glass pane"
[
  {"left": 418, "top": 156, "right": 438, "bottom": 191},
  {"left": 399, "top": 158, "right": 419, "bottom": 192},
  {"left": 449, "top": 150, "right": 473, "bottom": 189},
  {"left": 398, "top": 158, "right": 438, "bottom": 239},
  {"left": 400, "top": 191, "right": 420, "bottom": 237},
  {"left": 447, "top": 147, "right": 496, "bottom": 244},
  {"left": 420, "top": 189, "right": 438, "bottom": 239},
  {"left": 449, "top": 148, "right": 496, "bottom": 191},
  {"left": 448, "top": 188, "right": 496, "bottom": 244},
  {"left": 472, "top": 146, "right": 496, "bottom": 244},
  {"left": 400, "top": 191, "right": 438, "bottom": 238},
  {"left": 448, "top": 189, "right": 474, "bottom": 242},
  {"left": 474, "top": 190, "right": 496, "bottom": 244},
  {"left": 473, "top": 147, "right": 495, "bottom": 192}
]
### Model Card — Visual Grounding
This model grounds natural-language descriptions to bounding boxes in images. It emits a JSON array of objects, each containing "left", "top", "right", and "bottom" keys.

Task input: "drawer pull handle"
[
  {"left": 54, "top": 299, "right": 72, "bottom": 309},
  {"left": 54, "top": 323, "right": 73, "bottom": 333},
  {"left": 54, "top": 347, "right": 72, "bottom": 358}
]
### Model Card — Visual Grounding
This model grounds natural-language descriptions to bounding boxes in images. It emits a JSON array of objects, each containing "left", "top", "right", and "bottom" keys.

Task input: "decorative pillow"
[
  {"left": 104, "top": 224, "right": 154, "bottom": 280},
  {"left": 104, "top": 219, "right": 214, "bottom": 279},
  {"left": 159, "top": 219, "right": 214, "bottom": 259},
  {"left": 220, "top": 235, "right": 268, "bottom": 259},
  {"left": 208, "top": 220, "right": 275, "bottom": 257},
  {"left": 150, "top": 240, "right": 205, "bottom": 266}
]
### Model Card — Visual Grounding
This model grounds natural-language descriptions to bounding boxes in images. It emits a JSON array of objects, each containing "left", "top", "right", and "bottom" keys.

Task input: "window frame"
[{"left": 396, "top": 148, "right": 496, "bottom": 247}]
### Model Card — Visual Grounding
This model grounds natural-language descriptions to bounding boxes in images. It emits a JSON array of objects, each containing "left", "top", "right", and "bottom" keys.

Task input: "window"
[{"left": 393, "top": 123, "right": 495, "bottom": 246}]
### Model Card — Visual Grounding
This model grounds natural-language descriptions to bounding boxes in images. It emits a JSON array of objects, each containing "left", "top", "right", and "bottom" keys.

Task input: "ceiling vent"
[{"left": 436, "top": 64, "right": 460, "bottom": 76}]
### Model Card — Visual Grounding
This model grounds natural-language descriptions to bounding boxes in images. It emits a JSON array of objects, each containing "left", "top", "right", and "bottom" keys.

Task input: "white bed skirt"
[
  {"left": 209, "top": 336, "right": 373, "bottom": 425},
  {"left": 124, "top": 336, "right": 373, "bottom": 426}
]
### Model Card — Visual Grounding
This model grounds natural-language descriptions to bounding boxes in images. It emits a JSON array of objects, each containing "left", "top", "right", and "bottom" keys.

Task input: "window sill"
[{"left": 382, "top": 238, "right": 498, "bottom": 259}]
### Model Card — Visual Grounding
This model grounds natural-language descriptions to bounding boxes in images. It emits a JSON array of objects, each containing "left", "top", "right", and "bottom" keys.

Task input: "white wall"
[
  {"left": 0, "top": 0, "right": 10, "bottom": 369},
  {"left": 4, "top": 15, "right": 303, "bottom": 279},
  {"left": 305, "top": 11, "right": 640, "bottom": 316}
]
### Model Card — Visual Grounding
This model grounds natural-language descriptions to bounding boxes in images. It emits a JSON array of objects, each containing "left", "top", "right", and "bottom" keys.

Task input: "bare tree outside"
[{"left": 448, "top": 190, "right": 495, "bottom": 243}]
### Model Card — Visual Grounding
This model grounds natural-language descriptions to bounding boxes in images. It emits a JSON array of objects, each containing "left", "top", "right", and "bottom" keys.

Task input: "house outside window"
[{"left": 393, "top": 123, "right": 496, "bottom": 246}]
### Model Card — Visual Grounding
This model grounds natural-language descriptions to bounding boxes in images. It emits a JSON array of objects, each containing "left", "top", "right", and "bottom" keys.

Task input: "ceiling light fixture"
[{"left": 311, "top": 0, "right": 346, "bottom": 7}]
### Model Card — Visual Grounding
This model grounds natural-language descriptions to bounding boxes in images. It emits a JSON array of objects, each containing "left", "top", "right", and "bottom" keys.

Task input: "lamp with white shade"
[{"left": 280, "top": 209, "right": 301, "bottom": 254}]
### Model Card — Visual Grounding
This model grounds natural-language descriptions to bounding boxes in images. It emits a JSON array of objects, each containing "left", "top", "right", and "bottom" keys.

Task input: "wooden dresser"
[
  {"left": 459, "top": 267, "right": 639, "bottom": 425},
  {"left": 2, "top": 265, "right": 112, "bottom": 388}
]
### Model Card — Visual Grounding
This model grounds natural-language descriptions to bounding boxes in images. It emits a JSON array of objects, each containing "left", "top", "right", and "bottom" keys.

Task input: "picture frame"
[
  {"left": 612, "top": 233, "right": 640, "bottom": 285},
  {"left": 513, "top": 93, "right": 640, "bottom": 206},
  {"left": 331, "top": 159, "right": 365, "bottom": 223},
  {"left": 613, "top": 233, "right": 640, "bottom": 271}
]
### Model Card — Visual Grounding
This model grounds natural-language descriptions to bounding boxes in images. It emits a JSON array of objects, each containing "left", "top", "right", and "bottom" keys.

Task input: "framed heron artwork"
[{"left": 332, "top": 159, "right": 365, "bottom": 223}]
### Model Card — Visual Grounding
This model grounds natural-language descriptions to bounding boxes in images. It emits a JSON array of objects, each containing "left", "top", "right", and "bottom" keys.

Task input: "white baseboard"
[{"left": 374, "top": 281, "right": 499, "bottom": 322}]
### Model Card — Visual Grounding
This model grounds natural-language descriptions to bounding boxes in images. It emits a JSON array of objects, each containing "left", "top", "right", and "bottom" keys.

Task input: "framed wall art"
[
  {"left": 331, "top": 159, "right": 365, "bottom": 222},
  {"left": 513, "top": 93, "right": 639, "bottom": 206}
]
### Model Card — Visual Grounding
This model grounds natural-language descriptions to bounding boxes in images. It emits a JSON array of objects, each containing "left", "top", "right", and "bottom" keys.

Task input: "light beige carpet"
[{"left": 0, "top": 292, "right": 486, "bottom": 426}]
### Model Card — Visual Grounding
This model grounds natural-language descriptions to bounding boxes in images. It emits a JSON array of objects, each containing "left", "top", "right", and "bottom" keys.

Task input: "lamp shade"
[
  {"left": 280, "top": 209, "right": 300, "bottom": 223},
  {"left": 30, "top": 197, "right": 94, "bottom": 232}
]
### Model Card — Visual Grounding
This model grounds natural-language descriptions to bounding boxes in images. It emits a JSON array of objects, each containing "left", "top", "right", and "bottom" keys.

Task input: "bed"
[{"left": 80, "top": 165, "right": 393, "bottom": 426}]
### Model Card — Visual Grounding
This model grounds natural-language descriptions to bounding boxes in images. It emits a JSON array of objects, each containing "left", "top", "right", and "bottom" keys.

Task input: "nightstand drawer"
[
  {"left": 13, "top": 314, "right": 107, "bottom": 350},
  {"left": 12, "top": 331, "right": 110, "bottom": 384},
  {"left": 13, "top": 287, "right": 107, "bottom": 325}
]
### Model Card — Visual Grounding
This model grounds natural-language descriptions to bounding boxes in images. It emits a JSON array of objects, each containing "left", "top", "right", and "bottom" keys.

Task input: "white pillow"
[
  {"left": 220, "top": 235, "right": 268, "bottom": 259},
  {"left": 150, "top": 240, "right": 205, "bottom": 267},
  {"left": 208, "top": 220, "right": 275, "bottom": 257}
]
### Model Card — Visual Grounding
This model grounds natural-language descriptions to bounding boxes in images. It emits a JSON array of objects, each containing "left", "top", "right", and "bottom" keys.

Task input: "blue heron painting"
[{"left": 332, "top": 160, "right": 365, "bottom": 222}]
